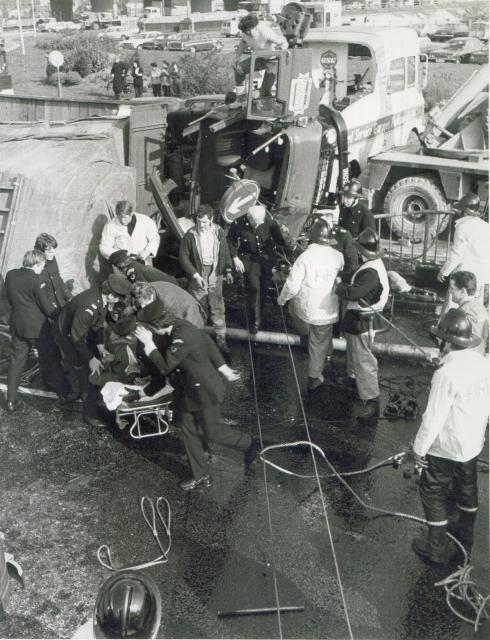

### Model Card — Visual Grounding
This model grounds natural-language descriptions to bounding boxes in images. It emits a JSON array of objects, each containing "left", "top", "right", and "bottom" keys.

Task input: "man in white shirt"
[
  {"left": 231, "top": 13, "right": 288, "bottom": 106},
  {"left": 99, "top": 200, "right": 160, "bottom": 265},
  {"left": 278, "top": 218, "right": 344, "bottom": 391},
  {"left": 448, "top": 270, "right": 488, "bottom": 356},
  {"left": 412, "top": 308, "right": 490, "bottom": 564},
  {"left": 438, "top": 193, "right": 490, "bottom": 306}
]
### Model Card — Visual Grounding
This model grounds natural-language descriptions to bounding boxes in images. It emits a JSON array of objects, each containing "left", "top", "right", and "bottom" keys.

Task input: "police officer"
[
  {"left": 317, "top": 210, "right": 358, "bottom": 282},
  {"left": 228, "top": 204, "right": 295, "bottom": 333},
  {"left": 336, "top": 228, "right": 389, "bottom": 423},
  {"left": 135, "top": 303, "right": 260, "bottom": 490},
  {"left": 5, "top": 250, "right": 53, "bottom": 411},
  {"left": 53, "top": 274, "right": 131, "bottom": 426},
  {"left": 72, "top": 570, "right": 162, "bottom": 639},
  {"left": 109, "top": 249, "right": 179, "bottom": 287},
  {"left": 338, "top": 180, "right": 376, "bottom": 238},
  {"left": 411, "top": 309, "right": 490, "bottom": 564}
]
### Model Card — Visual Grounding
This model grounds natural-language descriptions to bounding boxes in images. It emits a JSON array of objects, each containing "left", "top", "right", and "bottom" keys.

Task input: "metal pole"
[
  {"left": 16, "top": 0, "right": 25, "bottom": 56},
  {"left": 56, "top": 66, "right": 62, "bottom": 97}
]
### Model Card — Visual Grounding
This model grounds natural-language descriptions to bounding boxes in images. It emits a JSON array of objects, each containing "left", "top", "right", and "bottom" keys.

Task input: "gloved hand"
[
  {"left": 233, "top": 256, "right": 245, "bottom": 274},
  {"left": 218, "top": 364, "right": 241, "bottom": 382},
  {"left": 135, "top": 326, "right": 156, "bottom": 355},
  {"left": 192, "top": 273, "right": 207, "bottom": 289},
  {"left": 89, "top": 357, "right": 104, "bottom": 376}
]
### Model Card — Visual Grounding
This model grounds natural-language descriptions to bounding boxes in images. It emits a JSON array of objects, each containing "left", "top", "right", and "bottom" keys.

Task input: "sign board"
[
  {"left": 289, "top": 73, "right": 312, "bottom": 115},
  {"left": 48, "top": 50, "right": 64, "bottom": 68},
  {"left": 220, "top": 179, "right": 260, "bottom": 224},
  {"left": 320, "top": 50, "right": 337, "bottom": 69}
]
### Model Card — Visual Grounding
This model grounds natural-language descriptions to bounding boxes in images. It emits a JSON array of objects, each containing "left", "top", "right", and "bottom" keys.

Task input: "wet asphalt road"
[{"left": 0, "top": 337, "right": 488, "bottom": 639}]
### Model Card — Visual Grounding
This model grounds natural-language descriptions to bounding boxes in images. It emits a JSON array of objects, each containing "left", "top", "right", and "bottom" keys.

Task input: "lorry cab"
[{"left": 221, "top": 20, "right": 240, "bottom": 37}]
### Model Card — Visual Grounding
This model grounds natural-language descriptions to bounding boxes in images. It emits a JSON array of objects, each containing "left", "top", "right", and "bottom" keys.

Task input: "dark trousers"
[
  {"left": 134, "top": 81, "right": 143, "bottom": 97},
  {"left": 234, "top": 57, "right": 277, "bottom": 97},
  {"left": 179, "top": 404, "right": 252, "bottom": 479},
  {"left": 420, "top": 454, "right": 478, "bottom": 534},
  {"left": 38, "top": 320, "right": 70, "bottom": 397},
  {"left": 243, "top": 258, "right": 272, "bottom": 329},
  {"left": 152, "top": 84, "right": 162, "bottom": 97}
]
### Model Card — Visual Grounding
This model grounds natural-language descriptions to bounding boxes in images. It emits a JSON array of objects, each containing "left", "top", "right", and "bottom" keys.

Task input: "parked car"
[
  {"left": 139, "top": 34, "right": 178, "bottom": 50},
  {"left": 166, "top": 33, "right": 223, "bottom": 53},
  {"left": 429, "top": 26, "right": 469, "bottom": 42},
  {"left": 427, "top": 37, "right": 483, "bottom": 63},
  {"left": 468, "top": 48, "right": 489, "bottom": 64},
  {"left": 98, "top": 26, "right": 138, "bottom": 41},
  {"left": 118, "top": 32, "right": 162, "bottom": 49}
]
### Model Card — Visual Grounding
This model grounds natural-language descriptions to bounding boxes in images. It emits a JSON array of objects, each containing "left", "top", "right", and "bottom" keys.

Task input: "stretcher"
[{"left": 115, "top": 393, "right": 174, "bottom": 440}]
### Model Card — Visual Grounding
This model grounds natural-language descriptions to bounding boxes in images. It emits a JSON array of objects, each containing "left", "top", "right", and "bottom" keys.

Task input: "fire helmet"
[
  {"left": 453, "top": 192, "right": 480, "bottom": 216},
  {"left": 354, "top": 228, "right": 384, "bottom": 260},
  {"left": 93, "top": 570, "right": 162, "bottom": 639},
  {"left": 309, "top": 219, "right": 333, "bottom": 245},
  {"left": 430, "top": 308, "right": 481, "bottom": 349},
  {"left": 342, "top": 180, "right": 363, "bottom": 199}
]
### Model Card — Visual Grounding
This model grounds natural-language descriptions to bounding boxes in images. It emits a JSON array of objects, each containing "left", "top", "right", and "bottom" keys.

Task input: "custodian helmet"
[
  {"left": 93, "top": 570, "right": 162, "bottom": 639},
  {"left": 354, "top": 228, "right": 384, "bottom": 260},
  {"left": 453, "top": 192, "right": 480, "bottom": 216},
  {"left": 342, "top": 179, "right": 363, "bottom": 199},
  {"left": 430, "top": 308, "right": 481, "bottom": 349}
]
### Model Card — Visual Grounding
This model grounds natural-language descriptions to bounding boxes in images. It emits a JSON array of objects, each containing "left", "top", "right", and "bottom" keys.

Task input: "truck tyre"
[{"left": 383, "top": 175, "right": 449, "bottom": 241}]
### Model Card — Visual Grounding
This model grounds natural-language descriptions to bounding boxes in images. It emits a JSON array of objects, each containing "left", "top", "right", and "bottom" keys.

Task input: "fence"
[{"left": 0, "top": 94, "right": 121, "bottom": 122}]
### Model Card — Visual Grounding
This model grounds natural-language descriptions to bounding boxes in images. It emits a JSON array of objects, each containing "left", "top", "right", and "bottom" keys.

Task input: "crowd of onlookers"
[{"left": 111, "top": 57, "right": 182, "bottom": 99}]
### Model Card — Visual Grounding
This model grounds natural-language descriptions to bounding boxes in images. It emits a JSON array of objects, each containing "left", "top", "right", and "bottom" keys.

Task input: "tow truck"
[{"left": 162, "top": 2, "right": 428, "bottom": 242}]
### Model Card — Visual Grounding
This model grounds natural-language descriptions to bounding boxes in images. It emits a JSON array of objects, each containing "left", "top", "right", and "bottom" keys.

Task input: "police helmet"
[
  {"left": 93, "top": 570, "right": 162, "bottom": 639},
  {"left": 430, "top": 308, "right": 481, "bottom": 349},
  {"left": 354, "top": 228, "right": 384, "bottom": 260},
  {"left": 453, "top": 193, "right": 480, "bottom": 216},
  {"left": 342, "top": 180, "right": 363, "bottom": 199}
]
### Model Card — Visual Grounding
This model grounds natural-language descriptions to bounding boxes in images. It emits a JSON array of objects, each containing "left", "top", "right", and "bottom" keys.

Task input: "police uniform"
[
  {"left": 5, "top": 267, "right": 54, "bottom": 406},
  {"left": 338, "top": 200, "right": 375, "bottom": 238},
  {"left": 327, "top": 225, "right": 359, "bottom": 282},
  {"left": 147, "top": 319, "right": 252, "bottom": 480},
  {"left": 53, "top": 288, "right": 105, "bottom": 407},
  {"left": 228, "top": 212, "right": 294, "bottom": 330}
]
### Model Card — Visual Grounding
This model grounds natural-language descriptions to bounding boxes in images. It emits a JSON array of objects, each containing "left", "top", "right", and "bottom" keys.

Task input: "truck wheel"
[{"left": 383, "top": 175, "right": 450, "bottom": 241}]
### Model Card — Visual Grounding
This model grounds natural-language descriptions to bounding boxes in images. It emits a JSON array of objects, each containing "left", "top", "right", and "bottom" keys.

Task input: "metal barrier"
[{"left": 374, "top": 210, "right": 454, "bottom": 274}]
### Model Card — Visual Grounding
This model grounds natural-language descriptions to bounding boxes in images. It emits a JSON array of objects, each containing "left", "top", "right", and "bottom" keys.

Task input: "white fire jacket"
[
  {"left": 99, "top": 212, "right": 160, "bottom": 262},
  {"left": 278, "top": 243, "right": 344, "bottom": 325},
  {"left": 439, "top": 216, "right": 490, "bottom": 288}
]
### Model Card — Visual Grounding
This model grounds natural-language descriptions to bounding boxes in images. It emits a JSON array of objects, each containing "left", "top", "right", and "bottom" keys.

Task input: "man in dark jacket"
[
  {"left": 228, "top": 204, "right": 295, "bottom": 333},
  {"left": 5, "top": 250, "right": 55, "bottom": 411},
  {"left": 338, "top": 180, "right": 376, "bottom": 238},
  {"left": 34, "top": 233, "right": 70, "bottom": 312},
  {"left": 179, "top": 205, "right": 234, "bottom": 352},
  {"left": 109, "top": 250, "right": 179, "bottom": 287},
  {"left": 53, "top": 274, "right": 132, "bottom": 425},
  {"left": 135, "top": 302, "right": 259, "bottom": 490},
  {"left": 317, "top": 211, "right": 358, "bottom": 282},
  {"left": 336, "top": 229, "right": 389, "bottom": 423},
  {"left": 131, "top": 281, "right": 205, "bottom": 329}
]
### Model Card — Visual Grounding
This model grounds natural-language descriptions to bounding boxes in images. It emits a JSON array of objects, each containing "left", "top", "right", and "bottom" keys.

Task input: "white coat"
[
  {"left": 278, "top": 243, "right": 344, "bottom": 325},
  {"left": 440, "top": 216, "right": 490, "bottom": 289},
  {"left": 99, "top": 212, "right": 160, "bottom": 263}
]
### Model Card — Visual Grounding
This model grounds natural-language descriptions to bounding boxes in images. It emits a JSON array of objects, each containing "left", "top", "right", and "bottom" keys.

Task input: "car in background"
[
  {"left": 429, "top": 25, "right": 469, "bottom": 42},
  {"left": 166, "top": 33, "right": 223, "bottom": 53},
  {"left": 98, "top": 26, "right": 138, "bottom": 41},
  {"left": 44, "top": 21, "right": 82, "bottom": 32},
  {"left": 118, "top": 32, "right": 162, "bottom": 49},
  {"left": 468, "top": 48, "right": 489, "bottom": 64},
  {"left": 427, "top": 37, "right": 483, "bottom": 63},
  {"left": 139, "top": 33, "right": 178, "bottom": 50}
]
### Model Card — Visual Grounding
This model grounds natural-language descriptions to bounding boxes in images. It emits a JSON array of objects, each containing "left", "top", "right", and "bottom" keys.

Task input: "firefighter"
[
  {"left": 109, "top": 249, "right": 179, "bottom": 287},
  {"left": 52, "top": 275, "right": 131, "bottom": 426},
  {"left": 135, "top": 306, "right": 260, "bottom": 490},
  {"left": 338, "top": 180, "right": 376, "bottom": 238},
  {"left": 278, "top": 218, "right": 344, "bottom": 391},
  {"left": 317, "top": 210, "right": 359, "bottom": 282},
  {"left": 99, "top": 201, "right": 160, "bottom": 266},
  {"left": 72, "top": 570, "right": 162, "bottom": 639},
  {"left": 437, "top": 193, "right": 490, "bottom": 306},
  {"left": 411, "top": 309, "right": 490, "bottom": 563},
  {"left": 336, "top": 228, "right": 389, "bottom": 423},
  {"left": 179, "top": 204, "right": 234, "bottom": 353},
  {"left": 230, "top": 13, "right": 288, "bottom": 108},
  {"left": 228, "top": 204, "right": 295, "bottom": 334},
  {"left": 4, "top": 250, "right": 58, "bottom": 412},
  {"left": 448, "top": 271, "right": 488, "bottom": 356}
]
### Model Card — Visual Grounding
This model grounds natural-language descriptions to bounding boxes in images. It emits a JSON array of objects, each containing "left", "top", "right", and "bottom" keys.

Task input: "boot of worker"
[
  {"left": 412, "top": 526, "right": 458, "bottom": 564},
  {"left": 356, "top": 397, "right": 380, "bottom": 424},
  {"left": 447, "top": 509, "right": 477, "bottom": 554}
]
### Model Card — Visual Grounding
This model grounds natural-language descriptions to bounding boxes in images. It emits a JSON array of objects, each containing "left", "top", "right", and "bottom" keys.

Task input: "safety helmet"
[
  {"left": 342, "top": 180, "right": 363, "bottom": 199},
  {"left": 430, "top": 308, "right": 481, "bottom": 349},
  {"left": 93, "top": 571, "right": 162, "bottom": 639},
  {"left": 453, "top": 192, "right": 480, "bottom": 216},
  {"left": 354, "top": 228, "right": 384, "bottom": 260},
  {"left": 309, "top": 218, "right": 333, "bottom": 245}
]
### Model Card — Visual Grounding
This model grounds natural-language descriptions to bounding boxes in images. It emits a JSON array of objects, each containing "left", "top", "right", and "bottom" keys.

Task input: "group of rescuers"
[{"left": 4, "top": 182, "right": 490, "bottom": 567}]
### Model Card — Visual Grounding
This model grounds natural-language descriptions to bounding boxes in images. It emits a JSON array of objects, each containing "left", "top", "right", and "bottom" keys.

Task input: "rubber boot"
[
  {"left": 447, "top": 509, "right": 477, "bottom": 554},
  {"left": 412, "top": 526, "right": 458, "bottom": 565},
  {"left": 356, "top": 398, "right": 380, "bottom": 424}
]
